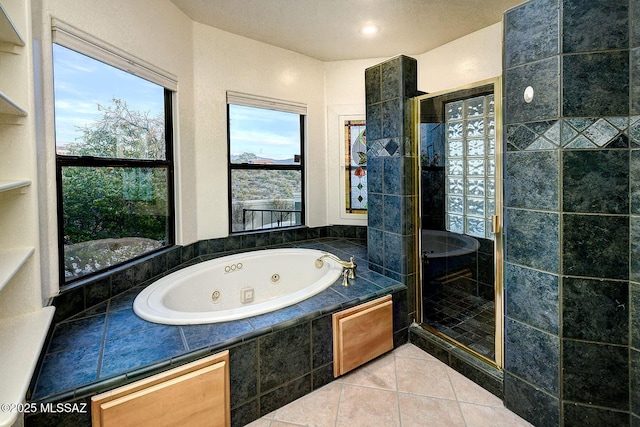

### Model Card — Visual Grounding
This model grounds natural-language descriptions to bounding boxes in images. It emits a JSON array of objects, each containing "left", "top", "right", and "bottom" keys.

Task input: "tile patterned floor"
[
  {"left": 423, "top": 277, "right": 496, "bottom": 360},
  {"left": 245, "top": 344, "right": 532, "bottom": 427}
]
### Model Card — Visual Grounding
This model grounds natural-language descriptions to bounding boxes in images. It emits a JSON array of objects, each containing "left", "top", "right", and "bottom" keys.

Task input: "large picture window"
[
  {"left": 53, "top": 41, "right": 175, "bottom": 283},
  {"left": 227, "top": 93, "right": 305, "bottom": 233}
]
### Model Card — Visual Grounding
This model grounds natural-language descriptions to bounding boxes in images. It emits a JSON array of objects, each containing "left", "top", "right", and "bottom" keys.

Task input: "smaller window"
[
  {"left": 344, "top": 120, "right": 367, "bottom": 214},
  {"left": 227, "top": 98, "right": 305, "bottom": 233}
]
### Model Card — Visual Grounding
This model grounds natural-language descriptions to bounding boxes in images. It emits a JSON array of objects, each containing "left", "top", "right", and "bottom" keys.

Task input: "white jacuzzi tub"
[{"left": 133, "top": 248, "right": 343, "bottom": 325}]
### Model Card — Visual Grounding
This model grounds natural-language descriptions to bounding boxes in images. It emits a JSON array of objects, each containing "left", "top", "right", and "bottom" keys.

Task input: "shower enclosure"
[{"left": 415, "top": 78, "right": 504, "bottom": 367}]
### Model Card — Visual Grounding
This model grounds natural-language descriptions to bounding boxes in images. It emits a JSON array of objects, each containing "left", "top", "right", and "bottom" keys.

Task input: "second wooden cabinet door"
[{"left": 333, "top": 295, "right": 394, "bottom": 376}]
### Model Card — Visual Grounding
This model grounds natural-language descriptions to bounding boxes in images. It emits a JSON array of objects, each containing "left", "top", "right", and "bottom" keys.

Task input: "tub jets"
[{"left": 315, "top": 253, "right": 357, "bottom": 286}]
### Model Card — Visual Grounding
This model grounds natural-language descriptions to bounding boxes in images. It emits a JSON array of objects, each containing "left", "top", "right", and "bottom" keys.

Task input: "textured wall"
[{"left": 503, "top": 0, "right": 640, "bottom": 425}]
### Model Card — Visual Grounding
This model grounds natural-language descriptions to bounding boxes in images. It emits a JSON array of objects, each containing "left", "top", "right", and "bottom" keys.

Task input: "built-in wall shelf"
[
  {"left": 0, "top": 247, "right": 34, "bottom": 295},
  {"left": 0, "top": 3, "right": 53, "bottom": 426},
  {"left": 0, "top": 180, "right": 30, "bottom": 193},
  {"left": 0, "top": 91, "right": 27, "bottom": 117},
  {"left": 0, "top": 306, "right": 55, "bottom": 427},
  {"left": 0, "top": 3, "right": 24, "bottom": 47}
]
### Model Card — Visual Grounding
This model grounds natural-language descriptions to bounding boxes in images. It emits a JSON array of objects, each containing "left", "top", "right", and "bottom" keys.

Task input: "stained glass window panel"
[{"left": 344, "top": 120, "right": 367, "bottom": 214}]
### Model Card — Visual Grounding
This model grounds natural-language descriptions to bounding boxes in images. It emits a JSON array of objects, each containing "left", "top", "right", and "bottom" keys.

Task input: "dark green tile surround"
[
  {"left": 504, "top": 0, "right": 640, "bottom": 425},
  {"left": 26, "top": 227, "right": 409, "bottom": 427}
]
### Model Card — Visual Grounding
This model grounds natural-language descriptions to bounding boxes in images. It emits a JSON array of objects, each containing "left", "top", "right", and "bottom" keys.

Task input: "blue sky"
[
  {"left": 53, "top": 44, "right": 301, "bottom": 161},
  {"left": 228, "top": 105, "right": 300, "bottom": 161},
  {"left": 53, "top": 44, "right": 164, "bottom": 146}
]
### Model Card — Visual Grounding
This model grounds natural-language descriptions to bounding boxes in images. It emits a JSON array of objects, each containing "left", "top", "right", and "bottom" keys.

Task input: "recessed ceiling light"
[{"left": 360, "top": 24, "right": 378, "bottom": 36}]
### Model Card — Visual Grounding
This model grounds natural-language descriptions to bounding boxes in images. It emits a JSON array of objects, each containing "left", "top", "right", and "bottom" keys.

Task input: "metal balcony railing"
[{"left": 242, "top": 208, "right": 301, "bottom": 231}]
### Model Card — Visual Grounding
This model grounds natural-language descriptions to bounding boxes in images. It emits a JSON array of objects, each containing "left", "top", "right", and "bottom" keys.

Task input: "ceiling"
[{"left": 169, "top": 0, "right": 524, "bottom": 61}]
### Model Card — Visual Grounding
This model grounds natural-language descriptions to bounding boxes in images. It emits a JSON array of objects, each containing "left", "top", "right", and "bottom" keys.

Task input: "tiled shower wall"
[
  {"left": 503, "top": 0, "right": 640, "bottom": 425},
  {"left": 365, "top": 55, "right": 420, "bottom": 322}
]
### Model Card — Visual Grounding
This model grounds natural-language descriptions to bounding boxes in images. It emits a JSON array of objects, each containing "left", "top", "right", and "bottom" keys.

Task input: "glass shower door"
[{"left": 416, "top": 78, "right": 503, "bottom": 367}]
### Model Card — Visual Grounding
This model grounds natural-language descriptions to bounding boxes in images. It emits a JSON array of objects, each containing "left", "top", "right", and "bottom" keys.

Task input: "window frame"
[
  {"left": 226, "top": 95, "right": 306, "bottom": 234},
  {"left": 52, "top": 31, "right": 176, "bottom": 287},
  {"left": 342, "top": 117, "right": 367, "bottom": 215}
]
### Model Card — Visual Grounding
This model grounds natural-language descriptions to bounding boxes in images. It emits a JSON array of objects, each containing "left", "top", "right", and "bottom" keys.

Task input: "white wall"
[
  {"left": 191, "top": 23, "right": 327, "bottom": 238},
  {"left": 416, "top": 23, "right": 503, "bottom": 93},
  {"left": 324, "top": 58, "right": 385, "bottom": 226},
  {"left": 323, "top": 23, "right": 503, "bottom": 226}
]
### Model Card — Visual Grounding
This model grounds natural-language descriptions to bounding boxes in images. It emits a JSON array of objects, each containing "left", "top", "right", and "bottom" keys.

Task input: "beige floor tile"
[
  {"left": 242, "top": 345, "right": 535, "bottom": 427},
  {"left": 271, "top": 381, "right": 342, "bottom": 427},
  {"left": 398, "top": 393, "right": 466, "bottom": 427},
  {"left": 336, "top": 352, "right": 397, "bottom": 390},
  {"left": 395, "top": 356, "right": 456, "bottom": 400},
  {"left": 446, "top": 366, "right": 503, "bottom": 407},
  {"left": 243, "top": 418, "right": 272, "bottom": 427},
  {"left": 459, "top": 402, "right": 534, "bottom": 427},
  {"left": 335, "top": 384, "right": 400, "bottom": 427},
  {"left": 270, "top": 422, "right": 308, "bottom": 427},
  {"left": 393, "top": 343, "right": 440, "bottom": 362}
]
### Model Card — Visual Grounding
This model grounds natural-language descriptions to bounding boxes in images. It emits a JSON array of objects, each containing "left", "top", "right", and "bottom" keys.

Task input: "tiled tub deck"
[{"left": 26, "top": 237, "right": 408, "bottom": 427}]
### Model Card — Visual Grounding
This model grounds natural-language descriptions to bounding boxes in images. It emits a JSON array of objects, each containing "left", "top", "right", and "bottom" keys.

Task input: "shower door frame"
[{"left": 412, "top": 77, "right": 504, "bottom": 369}]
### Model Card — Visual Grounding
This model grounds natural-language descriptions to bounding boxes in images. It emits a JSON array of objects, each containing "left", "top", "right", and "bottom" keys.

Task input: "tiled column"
[
  {"left": 365, "top": 55, "right": 419, "bottom": 321},
  {"left": 504, "top": 0, "right": 638, "bottom": 425},
  {"left": 503, "top": 2, "right": 561, "bottom": 425}
]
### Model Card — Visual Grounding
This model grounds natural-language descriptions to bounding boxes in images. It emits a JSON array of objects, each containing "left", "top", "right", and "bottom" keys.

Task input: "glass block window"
[
  {"left": 445, "top": 95, "right": 495, "bottom": 239},
  {"left": 344, "top": 120, "right": 367, "bottom": 213}
]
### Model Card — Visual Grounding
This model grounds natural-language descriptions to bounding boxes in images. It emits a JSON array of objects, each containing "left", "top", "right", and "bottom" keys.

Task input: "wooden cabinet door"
[
  {"left": 333, "top": 295, "right": 393, "bottom": 376},
  {"left": 92, "top": 351, "right": 230, "bottom": 427}
]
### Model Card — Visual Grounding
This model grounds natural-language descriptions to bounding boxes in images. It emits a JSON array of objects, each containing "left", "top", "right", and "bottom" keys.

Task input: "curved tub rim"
[
  {"left": 133, "top": 247, "right": 344, "bottom": 325},
  {"left": 421, "top": 229, "right": 480, "bottom": 259}
]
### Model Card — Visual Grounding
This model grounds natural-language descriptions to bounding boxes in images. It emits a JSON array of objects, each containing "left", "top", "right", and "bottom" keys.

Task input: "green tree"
[{"left": 62, "top": 99, "right": 168, "bottom": 278}]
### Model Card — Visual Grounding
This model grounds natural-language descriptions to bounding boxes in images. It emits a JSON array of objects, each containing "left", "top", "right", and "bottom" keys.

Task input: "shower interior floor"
[
  {"left": 422, "top": 276, "right": 495, "bottom": 360},
  {"left": 244, "top": 343, "right": 531, "bottom": 427}
]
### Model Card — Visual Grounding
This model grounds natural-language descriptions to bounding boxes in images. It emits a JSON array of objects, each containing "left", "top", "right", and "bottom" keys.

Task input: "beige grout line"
[
  {"left": 333, "top": 383, "right": 344, "bottom": 427},
  {"left": 393, "top": 350, "right": 403, "bottom": 427},
  {"left": 442, "top": 359, "right": 469, "bottom": 427}
]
